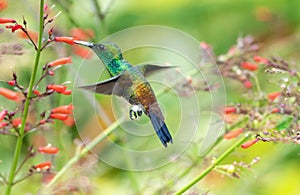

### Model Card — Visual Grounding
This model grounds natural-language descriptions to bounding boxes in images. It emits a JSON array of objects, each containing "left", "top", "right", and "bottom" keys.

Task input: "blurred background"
[{"left": 1, "top": 0, "right": 300, "bottom": 194}]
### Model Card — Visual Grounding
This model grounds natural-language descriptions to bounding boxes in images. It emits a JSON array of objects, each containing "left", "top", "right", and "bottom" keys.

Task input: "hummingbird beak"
[{"left": 73, "top": 40, "right": 94, "bottom": 48}]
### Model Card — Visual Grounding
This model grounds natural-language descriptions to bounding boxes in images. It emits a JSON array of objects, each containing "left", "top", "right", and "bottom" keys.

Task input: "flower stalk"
[
  {"left": 5, "top": 1, "right": 45, "bottom": 194},
  {"left": 46, "top": 118, "right": 122, "bottom": 187},
  {"left": 174, "top": 135, "right": 249, "bottom": 195}
]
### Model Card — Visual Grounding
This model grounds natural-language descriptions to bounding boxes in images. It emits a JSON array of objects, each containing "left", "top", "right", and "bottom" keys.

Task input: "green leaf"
[{"left": 275, "top": 117, "right": 293, "bottom": 131}]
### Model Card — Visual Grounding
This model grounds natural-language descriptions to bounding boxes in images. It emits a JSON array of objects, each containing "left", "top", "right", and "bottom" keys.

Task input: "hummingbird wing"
[
  {"left": 148, "top": 102, "right": 173, "bottom": 147},
  {"left": 78, "top": 73, "right": 132, "bottom": 98},
  {"left": 137, "top": 64, "right": 176, "bottom": 77},
  {"left": 78, "top": 75, "right": 120, "bottom": 95}
]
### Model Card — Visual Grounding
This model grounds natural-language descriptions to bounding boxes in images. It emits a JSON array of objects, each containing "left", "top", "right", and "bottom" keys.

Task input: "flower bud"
[
  {"left": 241, "top": 138, "right": 259, "bottom": 149},
  {"left": 6, "top": 24, "right": 23, "bottom": 33},
  {"left": 267, "top": 91, "right": 281, "bottom": 102},
  {"left": 12, "top": 118, "right": 22, "bottom": 128},
  {"left": 33, "top": 89, "right": 41, "bottom": 96},
  {"left": 271, "top": 108, "right": 280, "bottom": 113},
  {"left": 224, "top": 106, "right": 236, "bottom": 114},
  {"left": 48, "top": 57, "right": 72, "bottom": 67},
  {"left": 243, "top": 80, "right": 252, "bottom": 89},
  {"left": 7, "top": 80, "right": 16, "bottom": 86},
  {"left": 253, "top": 56, "right": 269, "bottom": 64},
  {"left": 0, "top": 18, "right": 16, "bottom": 24},
  {"left": 51, "top": 104, "right": 74, "bottom": 114},
  {"left": 60, "top": 90, "right": 72, "bottom": 95},
  {"left": 34, "top": 161, "right": 51, "bottom": 171},
  {"left": 38, "top": 146, "right": 59, "bottom": 154},
  {"left": 50, "top": 113, "right": 68, "bottom": 121},
  {"left": 0, "top": 122, "right": 8, "bottom": 128},
  {"left": 54, "top": 36, "right": 77, "bottom": 44},
  {"left": 241, "top": 62, "right": 258, "bottom": 71},
  {"left": 0, "top": 87, "right": 20, "bottom": 102},
  {"left": 224, "top": 128, "right": 243, "bottom": 140},
  {"left": 0, "top": 110, "right": 8, "bottom": 122},
  {"left": 47, "top": 84, "right": 67, "bottom": 93}
]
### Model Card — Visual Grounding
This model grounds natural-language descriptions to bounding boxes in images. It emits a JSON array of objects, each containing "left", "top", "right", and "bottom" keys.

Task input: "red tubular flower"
[
  {"left": 48, "top": 28, "right": 53, "bottom": 37},
  {"left": 243, "top": 80, "right": 252, "bottom": 89},
  {"left": 38, "top": 146, "right": 59, "bottom": 154},
  {"left": 241, "top": 138, "right": 259, "bottom": 149},
  {"left": 60, "top": 90, "right": 72, "bottom": 95},
  {"left": 0, "top": 109, "right": 8, "bottom": 122},
  {"left": 54, "top": 36, "right": 77, "bottom": 45},
  {"left": 39, "top": 119, "right": 46, "bottom": 125},
  {"left": 200, "top": 42, "right": 211, "bottom": 50},
  {"left": 0, "top": 87, "right": 20, "bottom": 102},
  {"left": 63, "top": 115, "right": 75, "bottom": 127},
  {"left": 0, "top": 122, "right": 8, "bottom": 128},
  {"left": 0, "top": 18, "right": 16, "bottom": 24},
  {"left": 51, "top": 104, "right": 74, "bottom": 114},
  {"left": 50, "top": 113, "right": 68, "bottom": 121},
  {"left": 0, "top": 0, "right": 8, "bottom": 11},
  {"left": 271, "top": 108, "right": 280, "bottom": 113},
  {"left": 47, "top": 84, "right": 67, "bottom": 93},
  {"left": 224, "top": 106, "right": 236, "bottom": 114},
  {"left": 12, "top": 118, "right": 22, "bottom": 128},
  {"left": 12, "top": 24, "right": 23, "bottom": 32},
  {"left": 6, "top": 24, "right": 23, "bottom": 33},
  {"left": 34, "top": 161, "right": 51, "bottom": 171},
  {"left": 267, "top": 91, "right": 281, "bottom": 102},
  {"left": 33, "top": 89, "right": 41, "bottom": 96},
  {"left": 224, "top": 128, "right": 243, "bottom": 140},
  {"left": 48, "top": 57, "right": 72, "bottom": 67},
  {"left": 43, "top": 4, "right": 48, "bottom": 12},
  {"left": 241, "top": 62, "right": 258, "bottom": 71},
  {"left": 7, "top": 80, "right": 16, "bottom": 86},
  {"left": 48, "top": 71, "right": 54, "bottom": 76},
  {"left": 253, "top": 56, "right": 269, "bottom": 64}
]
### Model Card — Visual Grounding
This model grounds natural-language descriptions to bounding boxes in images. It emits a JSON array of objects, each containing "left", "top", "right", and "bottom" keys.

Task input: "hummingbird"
[{"left": 74, "top": 40, "right": 173, "bottom": 147}]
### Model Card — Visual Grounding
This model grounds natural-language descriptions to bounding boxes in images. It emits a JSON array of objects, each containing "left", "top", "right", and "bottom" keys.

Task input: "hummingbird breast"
[
  {"left": 134, "top": 82, "right": 157, "bottom": 112},
  {"left": 127, "top": 66, "right": 157, "bottom": 113}
]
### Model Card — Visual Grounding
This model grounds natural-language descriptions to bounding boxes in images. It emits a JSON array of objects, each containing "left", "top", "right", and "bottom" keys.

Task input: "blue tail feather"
[{"left": 149, "top": 112, "right": 172, "bottom": 147}]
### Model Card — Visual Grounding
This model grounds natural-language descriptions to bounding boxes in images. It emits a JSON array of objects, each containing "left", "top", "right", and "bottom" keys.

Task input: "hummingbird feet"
[{"left": 129, "top": 105, "right": 143, "bottom": 120}]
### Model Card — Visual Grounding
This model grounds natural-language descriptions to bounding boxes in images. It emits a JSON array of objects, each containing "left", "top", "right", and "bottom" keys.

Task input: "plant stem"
[
  {"left": 153, "top": 158, "right": 201, "bottom": 195},
  {"left": 252, "top": 74, "right": 262, "bottom": 97},
  {"left": 0, "top": 173, "right": 7, "bottom": 184},
  {"left": 12, "top": 173, "right": 33, "bottom": 185},
  {"left": 14, "top": 151, "right": 31, "bottom": 176},
  {"left": 46, "top": 118, "right": 122, "bottom": 188},
  {"left": 123, "top": 143, "right": 140, "bottom": 194},
  {"left": 5, "top": 1, "right": 44, "bottom": 194},
  {"left": 173, "top": 135, "right": 249, "bottom": 195}
]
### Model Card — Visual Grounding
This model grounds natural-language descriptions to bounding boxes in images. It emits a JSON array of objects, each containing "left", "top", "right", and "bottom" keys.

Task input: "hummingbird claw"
[{"left": 129, "top": 105, "right": 143, "bottom": 120}]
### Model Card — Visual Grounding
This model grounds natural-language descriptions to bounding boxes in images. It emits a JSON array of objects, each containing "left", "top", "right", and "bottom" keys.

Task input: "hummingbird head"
[
  {"left": 74, "top": 40, "right": 123, "bottom": 64},
  {"left": 93, "top": 42, "right": 123, "bottom": 62}
]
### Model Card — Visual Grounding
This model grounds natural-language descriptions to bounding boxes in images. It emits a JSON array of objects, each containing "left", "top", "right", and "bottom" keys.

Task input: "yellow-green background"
[{"left": 0, "top": 0, "right": 300, "bottom": 194}]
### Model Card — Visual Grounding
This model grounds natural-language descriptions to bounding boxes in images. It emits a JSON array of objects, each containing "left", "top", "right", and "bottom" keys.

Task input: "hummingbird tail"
[{"left": 149, "top": 112, "right": 173, "bottom": 147}]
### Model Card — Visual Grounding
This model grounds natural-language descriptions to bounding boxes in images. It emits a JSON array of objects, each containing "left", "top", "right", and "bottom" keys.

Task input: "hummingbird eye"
[{"left": 99, "top": 45, "right": 106, "bottom": 50}]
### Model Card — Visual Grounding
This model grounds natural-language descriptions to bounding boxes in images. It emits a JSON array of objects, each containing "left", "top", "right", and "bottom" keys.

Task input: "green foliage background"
[{"left": 0, "top": 0, "right": 300, "bottom": 194}]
